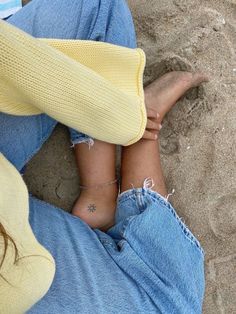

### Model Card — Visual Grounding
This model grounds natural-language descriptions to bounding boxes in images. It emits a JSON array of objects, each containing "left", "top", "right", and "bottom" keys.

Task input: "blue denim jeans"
[{"left": 0, "top": 1, "right": 205, "bottom": 313}]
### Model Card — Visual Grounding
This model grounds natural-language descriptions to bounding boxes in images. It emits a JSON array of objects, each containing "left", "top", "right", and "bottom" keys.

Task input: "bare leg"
[
  {"left": 71, "top": 114, "right": 160, "bottom": 230},
  {"left": 71, "top": 109, "right": 160, "bottom": 231},
  {"left": 72, "top": 140, "right": 118, "bottom": 231},
  {"left": 121, "top": 138, "right": 167, "bottom": 196},
  {"left": 121, "top": 71, "right": 209, "bottom": 196},
  {"left": 72, "top": 71, "right": 208, "bottom": 230}
]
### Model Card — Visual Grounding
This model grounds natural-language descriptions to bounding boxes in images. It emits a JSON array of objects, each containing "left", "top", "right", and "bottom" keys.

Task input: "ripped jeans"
[{"left": 0, "top": 0, "right": 205, "bottom": 313}]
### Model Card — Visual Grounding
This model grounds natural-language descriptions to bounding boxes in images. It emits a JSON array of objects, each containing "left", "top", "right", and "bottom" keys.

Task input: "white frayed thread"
[
  {"left": 129, "top": 179, "right": 155, "bottom": 191},
  {"left": 143, "top": 177, "right": 155, "bottom": 190},
  {"left": 179, "top": 216, "right": 186, "bottom": 224},
  {"left": 130, "top": 183, "right": 135, "bottom": 189},
  {"left": 70, "top": 138, "right": 95, "bottom": 150},
  {"left": 166, "top": 189, "right": 175, "bottom": 201}
]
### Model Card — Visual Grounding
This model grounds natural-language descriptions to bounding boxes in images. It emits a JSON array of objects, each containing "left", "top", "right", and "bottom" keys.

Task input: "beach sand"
[{"left": 24, "top": 0, "right": 236, "bottom": 312}]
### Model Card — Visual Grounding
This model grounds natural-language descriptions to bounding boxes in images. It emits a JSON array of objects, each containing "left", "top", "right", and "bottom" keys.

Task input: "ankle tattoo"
[{"left": 87, "top": 204, "right": 96, "bottom": 213}]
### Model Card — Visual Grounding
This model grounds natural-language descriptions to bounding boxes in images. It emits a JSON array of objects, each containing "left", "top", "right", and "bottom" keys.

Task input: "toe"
[{"left": 192, "top": 72, "right": 210, "bottom": 86}]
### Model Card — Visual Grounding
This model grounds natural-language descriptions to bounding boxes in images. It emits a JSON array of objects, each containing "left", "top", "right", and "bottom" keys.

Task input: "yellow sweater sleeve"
[
  {"left": 0, "top": 19, "right": 147, "bottom": 146},
  {"left": 0, "top": 153, "right": 55, "bottom": 314}
]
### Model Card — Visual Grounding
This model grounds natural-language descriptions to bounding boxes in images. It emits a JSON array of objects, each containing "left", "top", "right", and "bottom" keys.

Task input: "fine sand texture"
[{"left": 24, "top": 0, "right": 236, "bottom": 313}]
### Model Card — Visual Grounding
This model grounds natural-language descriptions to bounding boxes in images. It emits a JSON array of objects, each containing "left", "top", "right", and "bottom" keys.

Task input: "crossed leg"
[{"left": 72, "top": 71, "right": 209, "bottom": 230}]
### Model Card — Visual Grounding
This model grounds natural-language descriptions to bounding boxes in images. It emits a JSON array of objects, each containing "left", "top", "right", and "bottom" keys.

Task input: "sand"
[{"left": 24, "top": 0, "right": 236, "bottom": 313}]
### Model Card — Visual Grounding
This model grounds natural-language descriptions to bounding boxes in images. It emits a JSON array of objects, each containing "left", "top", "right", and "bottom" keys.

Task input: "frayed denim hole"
[{"left": 70, "top": 137, "right": 94, "bottom": 149}]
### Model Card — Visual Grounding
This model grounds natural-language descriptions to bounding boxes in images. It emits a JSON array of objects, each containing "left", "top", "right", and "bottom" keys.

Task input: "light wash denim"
[
  {"left": 0, "top": 0, "right": 22, "bottom": 19},
  {"left": 0, "top": 1, "right": 205, "bottom": 313}
]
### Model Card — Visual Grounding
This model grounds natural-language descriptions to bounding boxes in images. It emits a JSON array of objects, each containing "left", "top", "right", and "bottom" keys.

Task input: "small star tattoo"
[{"left": 88, "top": 204, "right": 96, "bottom": 213}]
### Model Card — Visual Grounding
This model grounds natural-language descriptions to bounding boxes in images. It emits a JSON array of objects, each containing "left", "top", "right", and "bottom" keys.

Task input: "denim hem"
[
  {"left": 118, "top": 187, "right": 169, "bottom": 205},
  {"left": 118, "top": 188, "right": 205, "bottom": 256},
  {"left": 69, "top": 129, "right": 94, "bottom": 148}
]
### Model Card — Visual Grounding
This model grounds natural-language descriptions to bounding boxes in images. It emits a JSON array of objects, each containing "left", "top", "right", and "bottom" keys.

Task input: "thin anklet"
[{"left": 79, "top": 179, "right": 118, "bottom": 190}]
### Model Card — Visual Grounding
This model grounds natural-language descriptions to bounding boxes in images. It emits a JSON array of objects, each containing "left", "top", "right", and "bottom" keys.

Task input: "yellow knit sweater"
[
  {"left": 0, "top": 19, "right": 147, "bottom": 146},
  {"left": 0, "top": 154, "right": 55, "bottom": 313},
  {"left": 0, "top": 19, "right": 147, "bottom": 313}
]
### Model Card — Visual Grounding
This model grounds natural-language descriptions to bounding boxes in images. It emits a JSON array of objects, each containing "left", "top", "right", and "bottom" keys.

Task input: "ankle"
[
  {"left": 79, "top": 184, "right": 118, "bottom": 203},
  {"left": 72, "top": 185, "right": 118, "bottom": 231}
]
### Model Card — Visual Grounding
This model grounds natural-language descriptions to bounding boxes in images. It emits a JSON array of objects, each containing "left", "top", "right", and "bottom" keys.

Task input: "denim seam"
[
  {"left": 120, "top": 216, "right": 136, "bottom": 238},
  {"left": 99, "top": 217, "right": 136, "bottom": 249},
  {"left": 94, "top": 239, "right": 155, "bottom": 310},
  {"left": 115, "top": 238, "right": 170, "bottom": 303},
  {"left": 148, "top": 193, "right": 204, "bottom": 256},
  {"left": 100, "top": 239, "right": 114, "bottom": 246}
]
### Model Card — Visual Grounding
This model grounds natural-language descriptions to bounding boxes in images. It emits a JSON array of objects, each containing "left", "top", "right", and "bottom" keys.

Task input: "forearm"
[{"left": 0, "top": 20, "right": 147, "bottom": 146}]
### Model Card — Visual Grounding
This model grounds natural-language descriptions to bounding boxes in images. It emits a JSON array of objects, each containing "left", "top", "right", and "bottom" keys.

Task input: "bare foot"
[
  {"left": 72, "top": 184, "right": 118, "bottom": 231},
  {"left": 144, "top": 71, "right": 209, "bottom": 122}
]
